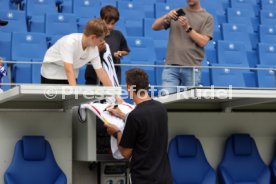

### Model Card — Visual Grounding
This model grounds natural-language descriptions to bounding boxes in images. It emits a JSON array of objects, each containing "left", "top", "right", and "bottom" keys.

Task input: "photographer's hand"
[
  {"left": 166, "top": 10, "right": 178, "bottom": 21},
  {"left": 178, "top": 16, "right": 190, "bottom": 30}
]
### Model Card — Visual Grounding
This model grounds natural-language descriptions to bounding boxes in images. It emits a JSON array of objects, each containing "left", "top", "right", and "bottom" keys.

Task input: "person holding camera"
[{"left": 152, "top": 0, "right": 213, "bottom": 94}]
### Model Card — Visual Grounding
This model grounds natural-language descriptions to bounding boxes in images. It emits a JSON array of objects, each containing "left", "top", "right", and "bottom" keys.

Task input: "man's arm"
[
  {"left": 95, "top": 68, "right": 113, "bottom": 86},
  {"left": 178, "top": 16, "right": 212, "bottom": 47},
  {"left": 64, "top": 62, "right": 77, "bottom": 86},
  {"left": 152, "top": 10, "right": 177, "bottom": 30}
]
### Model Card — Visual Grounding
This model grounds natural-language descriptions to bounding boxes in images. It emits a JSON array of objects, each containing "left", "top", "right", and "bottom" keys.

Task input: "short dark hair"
[
  {"left": 100, "top": 5, "right": 120, "bottom": 23},
  {"left": 126, "top": 68, "right": 149, "bottom": 93}
]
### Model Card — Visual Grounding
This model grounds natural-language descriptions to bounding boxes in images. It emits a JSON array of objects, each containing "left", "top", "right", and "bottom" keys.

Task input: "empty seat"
[
  {"left": 261, "top": 0, "right": 276, "bottom": 10},
  {"left": 124, "top": 19, "right": 144, "bottom": 37},
  {"left": 218, "top": 134, "right": 270, "bottom": 183},
  {"left": 258, "top": 43, "right": 276, "bottom": 66},
  {"left": 222, "top": 23, "right": 253, "bottom": 50},
  {"left": 60, "top": 0, "right": 73, "bottom": 13},
  {"left": 100, "top": 0, "right": 117, "bottom": 7},
  {"left": 259, "top": 25, "right": 276, "bottom": 44},
  {"left": 230, "top": 0, "right": 260, "bottom": 16},
  {"left": 73, "top": 0, "right": 100, "bottom": 18},
  {"left": 12, "top": 32, "right": 47, "bottom": 83},
  {"left": 200, "top": 58, "right": 211, "bottom": 86},
  {"left": 0, "top": 32, "right": 12, "bottom": 61},
  {"left": 4, "top": 136, "right": 67, "bottom": 184},
  {"left": 256, "top": 65, "right": 276, "bottom": 87},
  {"left": 260, "top": 10, "right": 276, "bottom": 25},
  {"left": 46, "top": 13, "right": 78, "bottom": 36},
  {"left": 201, "top": 0, "right": 225, "bottom": 15},
  {"left": 0, "top": 0, "right": 10, "bottom": 10},
  {"left": 27, "top": 0, "right": 57, "bottom": 33},
  {"left": 124, "top": 36, "right": 156, "bottom": 63},
  {"left": 144, "top": 18, "right": 169, "bottom": 40},
  {"left": 217, "top": 40, "right": 249, "bottom": 66},
  {"left": 227, "top": 8, "right": 258, "bottom": 32},
  {"left": 210, "top": 64, "right": 249, "bottom": 87},
  {"left": 77, "top": 17, "right": 90, "bottom": 33},
  {"left": 168, "top": 135, "right": 216, "bottom": 184},
  {"left": 118, "top": 1, "right": 145, "bottom": 20},
  {"left": 0, "top": 10, "right": 27, "bottom": 33}
]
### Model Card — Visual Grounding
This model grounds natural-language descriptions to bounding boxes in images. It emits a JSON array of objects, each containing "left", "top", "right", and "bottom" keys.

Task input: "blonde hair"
[{"left": 83, "top": 18, "right": 108, "bottom": 37}]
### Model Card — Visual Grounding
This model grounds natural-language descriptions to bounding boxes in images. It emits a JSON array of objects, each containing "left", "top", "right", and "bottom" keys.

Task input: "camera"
[{"left": 176, "top": 9, "right": 186, "bottom": 17}]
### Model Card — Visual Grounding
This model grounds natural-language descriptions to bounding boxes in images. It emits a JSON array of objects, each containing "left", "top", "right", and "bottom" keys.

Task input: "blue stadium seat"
[
  {"left": 144, "top": 18, "right": 169, "bottom": 60},
  {"left": 60, "top": 0, "right": 73, "bottom": 13},
  {"left": 247, "top": 50, "right": 259, "bottom": 67},
  {"left": 0, "top": 10, "right": 27, "bottom": 33},
  {"left": 124, "top": 19, "right": 143, "bottom": 37},
  {"left": 77, "top": 66, "right": 86, "bottom": 85},
  {"left": 0, "top": 0, "right": 10, "bottom": 10},
  {"left": 210, "top": 64, "right": 249, "bottom": 87},
  {"left": 115, "top": 19, "right": 127, "bottom": 36},
  {"left": 230, "top": 0, "right": 260, "bottom": 17},
  {"left": 260, "top": 10, "right": 276, "bottom": 25},
  {"left": 124, "top": 36, "right": 156, "bottom": 63},
  {"left": 77, "top": 17, "right": 89, "bottom": 33},
  {"left": 0, "top": 32, "right": 12, "bottom": 61},
  {"left": 12, "top": 32, "right": 47, "bottom": 83},
  {"left": 168, "top": 135, "right": 216, "bottom": 184},
  {"left": 27, "top": 0, "right": 57, "bottom": 33},
  {"left": 120, "top": 63, "right": 156, "bottom": 86},
  {"left": 4, "top": 136, "right": 67, "bottom": 184},
  {"left": 217, "top": 40, "right": 249, "bottom": 66},
  {"left": 218, "top": 134, "right": 270, "bottom": 183},
  {"left": 259, "top": 25, "right": 276, "bottom": 44},
  {"left": 201, "top": 0, "right": 225, "bottom": 15},
  {"left": 144, "top": 18, "right": 169, "bottom": 40},
  {"left": 258, "top": 43, "right": 276, "bottom": 66},
  {"left": 227, "top": 8, "right": 259, "bottom": 33},
  {"left": 256, "top": 65, "right": 276, "bottom": 88},
  {"left": 166, "top": 0, "right": 186, "bottom": 8},
  {"left": 155, "top": 60, "right": 165, "bottom": 86},
  {"left": 200, "top": 58, "right": 211, "bottom": 86},
  {"left": 205, "top": 42, "right": 217, "bottom": 64},
  {"left": 100, "top": 0, "right": 117, "bottom": 7},
  {"left": 270, "top": 145, "right": 276, "bottom": 183},
  {"left": 222, "top": 23, "right": 253, "bottom": 51},
  {"left": 118, "top": 1, "right": 145, "bottom": 20},
  {"left": 46, "top": 13, "right": 78, "bottom": 36},
  {"left": 73, "top": 0, "right": 100, "bottom": 18},
  {"left": 261, "top": 0, "right": 276, "bottom": 10}
]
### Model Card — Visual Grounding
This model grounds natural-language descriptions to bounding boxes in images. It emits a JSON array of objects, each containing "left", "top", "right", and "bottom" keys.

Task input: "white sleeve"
[
  {"left": 91, "top": 55, "right": 102, "bottom": 69},
  {"left": 60, "top": 37, "right": 75, "bottom": 64}
]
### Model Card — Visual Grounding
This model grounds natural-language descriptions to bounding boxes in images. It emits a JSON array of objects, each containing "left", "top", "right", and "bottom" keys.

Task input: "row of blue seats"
[
  {"left": 0, "top": 31, "right": 275, "bottom": 88},
  {"left": 169, "top": 133, "right": 276, "bottom": 183}
]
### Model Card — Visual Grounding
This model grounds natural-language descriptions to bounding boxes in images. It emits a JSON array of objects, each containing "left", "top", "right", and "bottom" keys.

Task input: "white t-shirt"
[{"left": 41, "top": 33, "right": 102, "bottom": 80}]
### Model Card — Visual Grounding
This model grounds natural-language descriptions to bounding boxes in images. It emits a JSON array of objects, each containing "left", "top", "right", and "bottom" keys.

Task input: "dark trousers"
[{"left": 41, "top": 75, "right": 69, "bottom": 84}]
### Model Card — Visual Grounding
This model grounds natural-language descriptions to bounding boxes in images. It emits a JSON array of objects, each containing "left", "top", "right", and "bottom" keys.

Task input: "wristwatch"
[
  {"left": 113, "top": 130, "right": 120, "bottom": 139},
  {"left": 186, "top": 26, "right": 193, "bottom": 33}
]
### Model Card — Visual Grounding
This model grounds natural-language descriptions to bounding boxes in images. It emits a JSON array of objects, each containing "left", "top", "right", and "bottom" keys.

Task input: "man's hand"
[
  {"left": 107, "top": 105, "right": 126, "bottom": 120},
  {"left": 178, "top": 16, "right": 190, "bottom": 30},
  {"left": 166, "top": 10, "right": 178, "bottom": 21},
  {"left": 98, "top": 40, "right": 106, "bottom": 53},
  {"left": 104, "top": 122, "right": 120, "bottom": 136}
]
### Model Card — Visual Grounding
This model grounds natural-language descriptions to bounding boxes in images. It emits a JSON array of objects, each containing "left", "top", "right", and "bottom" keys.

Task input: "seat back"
[
  {"left": 4, "top": 136, "right": 66, "bottom": 184},
  {"left": 168, "top": 135, "right": 216, "bottom": 184},
  {"left": 0, "top": 10, "right": 27, "bottom": 33},
  {"left": 260, "top": 10, "right": 276, "bottom": 25},
  {"left": 27, "top": 0, "right": 56, "bottom": 16},
  {"left": 256, "top": 65, "right": 276, "bottom": 88},
  {"left": 258, "top": 43, "right": 276, "bottom": 66},
  {"left": 259, "top": 25, "right": 276, "bottom": 44},
  {"left": 218, "top": 134, "right": 270, "bottom": 183},
  {"left": 0, "top": 32, "right": 12, "bottom": 61},
  {"left": 73, "top": 0, "right": 100, "bottom": 18}
]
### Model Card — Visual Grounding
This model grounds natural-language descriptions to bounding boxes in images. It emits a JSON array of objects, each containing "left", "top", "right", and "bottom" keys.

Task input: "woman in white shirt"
[{"left": 41, "top": 18, "right": 113, "bottom": 87}]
